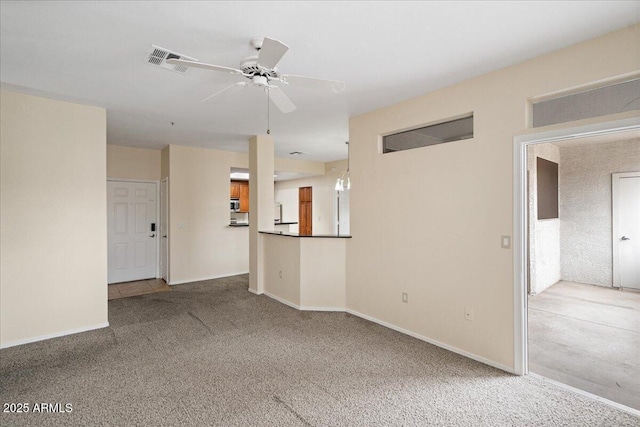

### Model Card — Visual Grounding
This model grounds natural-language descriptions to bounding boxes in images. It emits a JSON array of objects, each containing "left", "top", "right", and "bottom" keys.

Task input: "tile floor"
[
  {"left": 528, "top": 280, "right": 640, "bottom": 410},
  {"left": 108, "top": 278, "right": 171, "bottom": 300}
]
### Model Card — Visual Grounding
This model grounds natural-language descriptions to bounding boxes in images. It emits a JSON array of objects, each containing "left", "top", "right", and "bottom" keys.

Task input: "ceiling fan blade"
[
  {"left": 201, "top": 82, "right": 248, "bottom": 102},
  {"left": 280, "top": 74, "right": 346, "bottom": 93},
  {"left": 257, "top": 37, "right": 289, "bottom": 69},
  {"left": 166, "top": 58, "right": 244, "bottom": 75},
  {"left": 268, "top": 86, "right": 296, "bottom": 114}
]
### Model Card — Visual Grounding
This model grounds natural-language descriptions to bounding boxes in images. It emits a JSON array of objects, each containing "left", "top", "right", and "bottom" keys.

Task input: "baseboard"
[
  {"left": 258, "top": 292, "right": 513, "bottom": 375},
  {"left": 247, "top": 288, "right": 262, "bottom": 295},
  {"left": 299, "top": 306, "right": 344, "bottom": 311},
  {"left": 529, "top": 372, "right": 640, "bottom": 417},
  {"left": 169, "top": 271, "right": 249, "bottom": 286},
  {"left": 263, "top": 291, "right": 300, "bottom": 309},
  {"left": 0, "top": 322, "right": 110, "bottom": 349},
  {"left": 345, "top": 308, "right": 515, "bottom": 374}
]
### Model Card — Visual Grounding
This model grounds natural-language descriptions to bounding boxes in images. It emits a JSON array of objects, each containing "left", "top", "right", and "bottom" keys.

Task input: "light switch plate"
[{"left": 501, "top": 235, "right": 511, "bottom": 249}]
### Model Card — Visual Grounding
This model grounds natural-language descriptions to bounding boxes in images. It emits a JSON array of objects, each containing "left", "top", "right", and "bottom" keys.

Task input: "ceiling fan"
[{"left": 166, "top": 37, "right": 345, "bottom": 114}]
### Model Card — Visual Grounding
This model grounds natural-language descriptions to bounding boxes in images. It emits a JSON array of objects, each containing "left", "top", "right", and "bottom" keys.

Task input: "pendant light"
[{"left": 335, "top": 141, "right": 351, "bottom": 191}]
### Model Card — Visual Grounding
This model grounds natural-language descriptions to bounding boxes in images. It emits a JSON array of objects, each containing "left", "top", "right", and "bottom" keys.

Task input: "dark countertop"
[
  {"left": 259, "top": 230, "right": 352, "bottom": 238},
  {"left": 228, "top": 221, "right": 298, "bottom": 228}
]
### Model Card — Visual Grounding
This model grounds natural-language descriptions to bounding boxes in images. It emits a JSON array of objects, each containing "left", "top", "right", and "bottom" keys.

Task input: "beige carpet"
[{"left": 1, "top": 275, "right": 638, "bottom": 426}]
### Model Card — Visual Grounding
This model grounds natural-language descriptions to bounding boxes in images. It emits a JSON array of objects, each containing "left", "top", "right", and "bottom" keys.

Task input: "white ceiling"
[{"left": 1, "top": 1, "right": 638, "bottom": 162}]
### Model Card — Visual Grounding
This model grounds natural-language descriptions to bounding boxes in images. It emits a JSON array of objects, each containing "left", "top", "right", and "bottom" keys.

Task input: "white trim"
[
  {"left": 160, "top": 177, "right": 169, "bottom": 284},
  {"left": 513, "top": 116, "right": 640, "bottom": 378},
  {"left": 529, "top": 373, "right": 640, "bottom": 417},
  {"left": 248, "top": 287, "right": 262, "bottom": 295},
  {"left": 299, "top": 306, "right": 344, "bottom": 311},
  {"left": 346, "top": 308, "right": 514, "bottom": 374},
  {"left": 261, "top": 292, "right": 346, "bottom": 312},
  {"left": 0, "top": 322, "right": 109, "bottom": 349},
  {"left": 169, "top": 271, "right": 249, "bottom": 286},
  {"left": 612, "top": 172, "right": 640, "bottom": 288},
  {"left": 259, "top": 292, "right": 513, "bottom": 373},
  {"left": 513, "top": 132, "right": 529, "bottom": 376},
  {"left": 263, "top": 291, "right": 299, "bottom": 309}
]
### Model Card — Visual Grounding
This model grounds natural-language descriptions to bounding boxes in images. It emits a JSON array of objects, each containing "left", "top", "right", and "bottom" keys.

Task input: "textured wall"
[
  {"left": 560, "top": 138, "right": 640, "bottom": 287},
  {"left": 528, "top": 143, "right": 561, "bottom": 294}
]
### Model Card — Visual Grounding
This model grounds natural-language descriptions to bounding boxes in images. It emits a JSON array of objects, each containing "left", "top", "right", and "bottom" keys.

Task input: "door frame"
[
  {"left": 512, "top": 115, "right": 640, "bottom": 376},
  {"left": 107, "top": 178, "right": 161, "bottom": 279},
  {"left": 612, "top": 171, "right": 640, "bottom": 288},
  {"left": 160, "top": 177, "right": 170, "bottom": 284}
]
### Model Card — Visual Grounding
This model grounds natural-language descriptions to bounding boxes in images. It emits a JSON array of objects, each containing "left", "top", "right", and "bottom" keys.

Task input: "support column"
[{"left": 249, "top": 135, "right": 274, "bottom": 294}]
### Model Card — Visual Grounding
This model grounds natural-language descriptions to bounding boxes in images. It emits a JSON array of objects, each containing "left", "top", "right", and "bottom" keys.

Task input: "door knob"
[
  {"left": 162, "top": 235, "right": 167, "bottom": 238},
  {"left": 150, "top": 234, "right": 156, "bottom": 238},
  {"left": 621, "top": 236, "right": 631, "bottom": 241}
]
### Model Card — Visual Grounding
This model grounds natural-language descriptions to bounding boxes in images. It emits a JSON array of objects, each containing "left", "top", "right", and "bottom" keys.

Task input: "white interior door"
[
  {"left": 160, "top": 178, "right": 169, "bottom": 283},
  {"left": 613, "top": 173, "right": 640, "bottom": 290},
  {"left": 108, "top": 181, "right": 157, "bottom": 284}
]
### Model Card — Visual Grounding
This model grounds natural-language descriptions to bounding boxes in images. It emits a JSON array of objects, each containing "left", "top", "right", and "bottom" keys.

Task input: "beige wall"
[
  {"left": 263, "top": 234, "right": 301, "bottom": 306},
  {"left": 0, "top": 90, "right": 107, "bottom": 347},
  {"left": 167, "top": 145, "right": 248, "bottom": 284},
  {"left": 263, "top": 234, "right": 346, "bottom": 310},
  {"left": 300, "top": 238, "right": 346, "bottom": 309},
  {"left": 274, "top": 159, "right": 348, "bottom": 234},
  {"left": 107, "top": 144, "right": 161, "bottom": 181},
  {"left": 165, "top": 143, "right": 327, "bottom": 284},
  {"left": 347, "top": 25, "right": 640, "bottom": 370}
]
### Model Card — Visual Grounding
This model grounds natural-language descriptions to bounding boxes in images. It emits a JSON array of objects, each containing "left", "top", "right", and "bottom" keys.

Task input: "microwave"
[{"left": 230, "top": 200, "right": 240, "bottom": 212}]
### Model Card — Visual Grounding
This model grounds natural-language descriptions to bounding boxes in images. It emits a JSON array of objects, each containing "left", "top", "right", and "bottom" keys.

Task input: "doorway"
[
  {"left": 613, "top": 172, "right": 640, "bottom": 290},
  {"left": 107, "top": 180, "right": 158, "bottom": 284},
  {"left": 299, "top": 186, "right": 312, "bottom": 235},
  {"left": 514, "top": 117, "right": 640, "bottom": 413}
]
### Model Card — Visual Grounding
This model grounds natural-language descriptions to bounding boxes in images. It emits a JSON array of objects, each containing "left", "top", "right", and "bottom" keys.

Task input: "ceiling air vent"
[{"left": 143, "top": 45, "right": 197, "bottom": 73}]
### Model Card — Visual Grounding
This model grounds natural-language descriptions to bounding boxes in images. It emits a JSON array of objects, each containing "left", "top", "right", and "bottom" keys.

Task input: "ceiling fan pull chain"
[{"left": 267, "top": 86, "right": 271, "bottom": 135}]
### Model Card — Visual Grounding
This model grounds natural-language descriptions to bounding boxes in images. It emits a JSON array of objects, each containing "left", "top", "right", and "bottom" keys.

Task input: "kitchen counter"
[
  {"left": 261, "top": 231, "right": 347, "bottom": 310},
  {"left": 229, "top": 222, "right": 298, "bottom": 228},
  {"left": 259, "top": 230, "right": 351, "bottom": 238}
]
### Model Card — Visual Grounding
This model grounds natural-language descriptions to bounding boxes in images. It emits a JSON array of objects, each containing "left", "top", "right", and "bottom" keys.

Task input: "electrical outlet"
[
  {"left": 402, "top": 292, "right": 408, "bottom": 303},
  {"left": 501, "top": 235, "right": 511, "bottom": 249},
  {"left": 464, "top": 307, "right": 474, "bottom": 321},
  {"left": 279, "top": 270, "right": 282, "bottom": 279}
]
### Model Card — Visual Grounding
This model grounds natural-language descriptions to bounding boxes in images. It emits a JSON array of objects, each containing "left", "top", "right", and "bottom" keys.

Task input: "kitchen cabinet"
[
  {"left": 239, "top": 182, "right": 250, "bottom": 212},
  {"left": 230, "top": 181, "right": 241, "bottom": 199}
]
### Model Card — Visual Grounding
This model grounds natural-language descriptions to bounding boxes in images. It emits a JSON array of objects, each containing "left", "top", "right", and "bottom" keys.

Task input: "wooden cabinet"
[
  {"left": 299, "top": 186, "right": 312, "bottom": 235},
  {"left": 230, "top": 180, "right": 249, "bottom": 212},
  {"left": 239, "top": 182, "right": 249, "bottom": 212},
  {"left": 230, "top": 181, "right": 241, "bottom": 199}
]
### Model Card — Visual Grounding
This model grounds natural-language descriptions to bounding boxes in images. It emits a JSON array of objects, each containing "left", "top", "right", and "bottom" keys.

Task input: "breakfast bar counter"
[{"left": 260, "top": 230, "right": 349, "bottom": 310}]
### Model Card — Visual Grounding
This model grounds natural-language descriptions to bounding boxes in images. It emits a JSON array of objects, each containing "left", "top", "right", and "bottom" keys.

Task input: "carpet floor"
[{"left": 1, "top": 275, "right": 638, "bottom": 426}]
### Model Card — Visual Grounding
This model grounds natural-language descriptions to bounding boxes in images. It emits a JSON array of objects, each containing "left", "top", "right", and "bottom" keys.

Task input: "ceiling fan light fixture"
[
  {"left": 335, "top": 141, "right": 351, "bottom": 192},
  {"left": 159, "top": 37, "right": 345, "bottom": 113}
]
